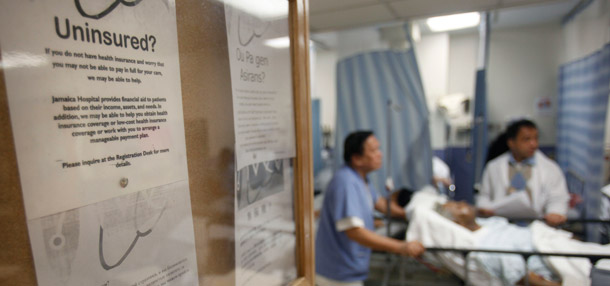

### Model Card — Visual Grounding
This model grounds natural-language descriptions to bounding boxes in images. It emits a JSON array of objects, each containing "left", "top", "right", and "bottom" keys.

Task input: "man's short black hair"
[
  {"left": 506, "top": 119, "right": 537, "bottom": 140},
  {"left": 343, "top": 131, "right": 374, "bottom": 164}
]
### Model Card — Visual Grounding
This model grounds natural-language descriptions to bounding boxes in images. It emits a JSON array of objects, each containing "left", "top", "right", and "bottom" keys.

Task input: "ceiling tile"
[
  {"left": 390, "top": 0, "right": 497, "bottom": 19},
  {"left": 309, "top": 0, "right": 574, "bottom": 33},
  {"left": 310, "top": 4, "right": 397, "bottom": 32},
  {"left": 502, "top": 0, "right": 555, "bottom": 4},
  {"left": 309, "top": 0, "right": 380, "bottom": 14}
]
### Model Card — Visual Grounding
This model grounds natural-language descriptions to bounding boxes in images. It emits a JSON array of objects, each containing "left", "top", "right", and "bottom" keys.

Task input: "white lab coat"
[{"left": 477, "top": 150, "right": 570, "bottom": 217}]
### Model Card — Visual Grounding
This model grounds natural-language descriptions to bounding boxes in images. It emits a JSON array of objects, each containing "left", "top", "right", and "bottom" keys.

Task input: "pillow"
[{"left": 405, "top": 185, "right": 447, "bottom": 220}]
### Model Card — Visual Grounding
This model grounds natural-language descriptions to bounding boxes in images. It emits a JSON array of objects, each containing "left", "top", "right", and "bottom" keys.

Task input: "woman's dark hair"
[
  {"left": 485, "top": 119, "right": 538, "bottom": 164},
  {"left": 343, "top": 131, "right": 374, "bottom": 164},
  {"left": 485, "top": 132, "right": 509, "bottom": 164}
]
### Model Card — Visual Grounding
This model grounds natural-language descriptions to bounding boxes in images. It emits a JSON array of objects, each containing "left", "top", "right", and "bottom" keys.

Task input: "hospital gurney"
[
  {"left": 393, "top": 188, "right": 610, "bottom": 286},
  {"left": 425, "top": 247, "right": 610, "bottom": 286},
  {"left": 374, "top": 246, "right": 610, "bottom": 286}
]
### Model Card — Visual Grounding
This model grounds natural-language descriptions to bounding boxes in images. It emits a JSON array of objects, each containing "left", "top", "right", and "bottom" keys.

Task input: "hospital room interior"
[{"left": 308, "top": 0, "right": 610, "bottom": 285}]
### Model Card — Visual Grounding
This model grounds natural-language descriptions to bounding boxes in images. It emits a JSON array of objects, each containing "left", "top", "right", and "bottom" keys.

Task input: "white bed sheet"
[
  {"left": 405, "top": 190, "right": 610, "bottom": 286},
  {"left": 531, "top": 221, "right": 610, "bottom": 286},
  {"left": 405, "top": 190, "right": 502, "bottom": 286}
]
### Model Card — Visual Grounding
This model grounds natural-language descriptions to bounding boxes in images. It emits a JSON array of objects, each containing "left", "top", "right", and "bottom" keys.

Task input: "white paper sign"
[
  {"left": 27, "top": 180, "right": 198, "bottom": 286},
  {"left": 234, "top": 159, "right": 297, "bottom": 286},
  {"left": 0, "top": 1, "right": 187, "bottom": 219},
  {"left": 224, "top": 1, "right": 296, "bottom": 170}
]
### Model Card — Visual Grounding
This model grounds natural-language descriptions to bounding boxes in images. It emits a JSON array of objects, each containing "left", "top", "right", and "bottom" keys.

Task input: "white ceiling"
[{"left": 309, "top": 0, "right": 581, "bottom": 33}]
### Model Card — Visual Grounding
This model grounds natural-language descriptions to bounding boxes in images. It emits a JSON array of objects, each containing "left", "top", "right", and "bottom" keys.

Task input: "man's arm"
[
  {"left": 543, "top": 164, "right": 570, "bottom": 226},
  {"left": 542, "top": 162, "right": 570, "bottom": 226},
  {"left": 344, "top": 227, "right": 424, "bottom": 257},
  {"left": 374, "top": 196, "right": 406, "bottom": 219},
  {"left": 544, "top": 165, "right": 570, "bottom": 215}
]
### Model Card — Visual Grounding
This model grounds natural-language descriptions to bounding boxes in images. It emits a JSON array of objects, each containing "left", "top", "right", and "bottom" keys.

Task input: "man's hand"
[
  {"left": 522, "top": 271, "right": 561, "bottom": 286},
  {"left": 400, "top": 241, "right": 425, "bottom": 257},
  {"left": 477, "top": 208, "right": 495, "bottom": 217},
  {"left": 544, "top": 213, "right": 567, "bottom": 227}
]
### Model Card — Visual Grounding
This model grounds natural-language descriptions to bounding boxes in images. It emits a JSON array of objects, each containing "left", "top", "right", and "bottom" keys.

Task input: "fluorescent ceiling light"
[
  {"left": 264, "top": 36, "right": 290, "bottom": 49},
  {"left": 427, "top": 12, "right": 480, "bottom": 32}
]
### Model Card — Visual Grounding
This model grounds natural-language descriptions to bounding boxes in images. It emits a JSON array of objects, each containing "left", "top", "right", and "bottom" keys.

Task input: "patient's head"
[{"left": 435, "top": 201, "right": 479, "bottom": 231}]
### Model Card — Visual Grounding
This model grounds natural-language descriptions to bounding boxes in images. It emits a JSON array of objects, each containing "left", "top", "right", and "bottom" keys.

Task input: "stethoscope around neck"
[{"left": 98, "top": 190, "right": 167, "bottom": 270}]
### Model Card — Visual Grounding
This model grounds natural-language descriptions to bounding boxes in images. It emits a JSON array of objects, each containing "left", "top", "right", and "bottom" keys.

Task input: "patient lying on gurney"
[
  {"left": 406, "top": 190, "right": 610, "bottom": 286},
  {"left": 437, "top": 201, "right": 559, "bottom": 286}
]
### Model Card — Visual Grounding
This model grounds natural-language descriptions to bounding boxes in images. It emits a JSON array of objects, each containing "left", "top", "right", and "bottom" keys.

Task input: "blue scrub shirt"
[{"left": 315, "top": 166, "right": 379, "bottom": 282}]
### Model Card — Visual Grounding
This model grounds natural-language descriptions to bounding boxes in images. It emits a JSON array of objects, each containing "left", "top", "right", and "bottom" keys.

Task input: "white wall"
[
  {"left": 561, "top": 0, "right": 610, "bottom": 63},
  {"left": 415, "top": 33, "right": 449, "bottom": 109},
  {"left": 311, "top": 48, "right": 337, "bottom": 139},
  {"left": 448, "top": 33, "right": 477, "bottom": 97},
  {"left": 488, "top": 24, "right": 562, "bottom": 146},
  {"left": 312, "top": 21, "right": 565, "bottom": 148},
  {"left": 415, "top": 33, "right": 450, "bottom": 149},
  {"left": 445, "top": 24, "right": 562, "bottom": 146}
]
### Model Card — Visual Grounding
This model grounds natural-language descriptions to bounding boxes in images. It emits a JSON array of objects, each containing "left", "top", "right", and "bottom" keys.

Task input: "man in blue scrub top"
[{"left": 315, "top": 131, "right": 425, "bottom": 286}]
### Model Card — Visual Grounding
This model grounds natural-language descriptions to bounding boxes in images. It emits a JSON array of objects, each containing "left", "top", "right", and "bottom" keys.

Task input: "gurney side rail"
[{"left": 426, "top": 247, "right": 610, "bottom": 286}]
